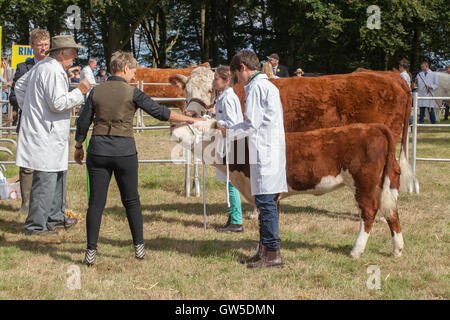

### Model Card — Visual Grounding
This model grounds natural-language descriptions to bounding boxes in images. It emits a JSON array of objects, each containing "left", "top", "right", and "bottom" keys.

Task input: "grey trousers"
[{"left": 24, "top": 170, "right": 67, "bottom": 234}]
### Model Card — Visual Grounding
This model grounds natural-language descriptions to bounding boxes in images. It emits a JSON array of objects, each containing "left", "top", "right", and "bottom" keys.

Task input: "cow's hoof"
[
  {"left": 349, "top": 251, "right": 362, "bottom": 259},
  {"left": 392, "top": 249, "right": 403, "bottom": 257}
]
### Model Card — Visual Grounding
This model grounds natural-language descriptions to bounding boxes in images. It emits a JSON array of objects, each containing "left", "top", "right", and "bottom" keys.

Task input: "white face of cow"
[
  {"left": 170, "top": 119, "right": 222, "bottom": 162},
  {"left": 170, "top": 67, "right": 215, "bottom": 116}
]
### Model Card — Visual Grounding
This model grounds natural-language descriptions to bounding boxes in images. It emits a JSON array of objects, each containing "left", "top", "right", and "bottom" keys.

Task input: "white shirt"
[
  {"left": 228, "top": 73, "right": 288, "bottom": 195},
  {"left": 215, "top": 87, "right": 243, "bottom": 182},
  {"left": 80, "top": 65, "right": 96, "bottom": 85},
  {"left": 399, "top": 71, "right": 411, "bottom": 89},
  {"left": 416, "top": 70, "right": 439, "bottom": 107},
  {"left": 14, "top": 57, "right": 85, "bottom": 171}
]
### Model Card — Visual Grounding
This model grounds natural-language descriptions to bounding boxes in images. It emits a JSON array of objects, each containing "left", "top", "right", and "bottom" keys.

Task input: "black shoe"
[
  {"left": 25, "top": 230, "right": 59, "bottom": 236},
  {"left": 49, "top": 217, "right": 78, "bottom": 230},
  {"left": 217, "top": 223, "right": 244, "bottom": 233},
  {"left": 84, "top": 249, "right": 97, "bottom": 267}
]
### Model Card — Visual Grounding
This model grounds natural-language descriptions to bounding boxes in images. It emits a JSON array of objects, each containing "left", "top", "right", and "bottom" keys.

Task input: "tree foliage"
[{"left": 0, "top": 0, "right": 448, "bottom": 73}]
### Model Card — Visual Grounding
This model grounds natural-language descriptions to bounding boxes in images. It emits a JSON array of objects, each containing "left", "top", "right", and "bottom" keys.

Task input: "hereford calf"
[{"left": 170, "top": 120, "right": 404, "bottom": 259}]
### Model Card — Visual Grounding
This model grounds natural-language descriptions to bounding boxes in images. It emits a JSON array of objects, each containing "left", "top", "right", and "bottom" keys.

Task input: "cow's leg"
[
  {"left": 350, "top": 201, "right": 376, "bottom": 259},
  {"left": 249, "top": 207, "right": 259, "bottom": 219},
  {"left": 385, "top": 210, "right": 404, "bottom": 257}
]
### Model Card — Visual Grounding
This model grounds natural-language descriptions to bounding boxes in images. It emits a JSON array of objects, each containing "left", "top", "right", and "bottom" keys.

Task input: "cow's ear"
[{"left": 169, "top": 74, "right": 188, "bottom": 89}]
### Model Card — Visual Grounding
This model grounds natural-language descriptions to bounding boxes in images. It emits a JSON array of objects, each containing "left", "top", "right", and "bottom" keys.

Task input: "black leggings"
[{"left": 86, "top": 153, "right": 143, "bottom": 250}]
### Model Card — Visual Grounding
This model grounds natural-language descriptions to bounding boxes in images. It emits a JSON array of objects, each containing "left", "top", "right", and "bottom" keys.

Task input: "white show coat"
[
  {"left": 416, "top": 70, "right": 439, "bottom": 107},
  {"left": 215, "top": 87, "right": 244, "bottom": 182},
  {"left": 228, "top": 73, "right": 288, "bottom": 196},
  {"left": 14, "top": 57, "right": 85, "bottom": 172},
  {"left": 80, "top": 65, "right": 96, "bottom": 85}
]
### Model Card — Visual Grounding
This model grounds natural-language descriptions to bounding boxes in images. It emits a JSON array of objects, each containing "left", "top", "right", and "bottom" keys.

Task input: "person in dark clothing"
[
  {"left": 75, "top": 51, "right": 201, "bottom": 266},
  {"left": 267, "top": 53, "right": 289, "bottom": 78}
]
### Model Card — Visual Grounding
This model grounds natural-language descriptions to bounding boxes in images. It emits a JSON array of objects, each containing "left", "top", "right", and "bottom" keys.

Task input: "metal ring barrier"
[
  {"left": 0, "top": 81, "right": 199, "bottom": 198},
  {"left": 410, "top": 92, "right": 450, "bottom": 194}
]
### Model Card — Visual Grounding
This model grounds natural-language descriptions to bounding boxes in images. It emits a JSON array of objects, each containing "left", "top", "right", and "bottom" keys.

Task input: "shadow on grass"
[
  {"left": 102, "top": 202, "right": 359, "bottom": 223},
  {"left": 96, "top": 236, "right": 353, "bottom": 260}
]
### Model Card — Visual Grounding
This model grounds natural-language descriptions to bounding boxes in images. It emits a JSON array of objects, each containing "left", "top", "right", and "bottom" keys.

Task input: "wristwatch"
[{"left": 75, "top": 145, "right": 83, "bottom": 150}]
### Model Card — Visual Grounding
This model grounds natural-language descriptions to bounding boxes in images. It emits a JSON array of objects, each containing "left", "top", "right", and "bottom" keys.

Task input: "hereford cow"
[
  {"left": 170, "top": 119, "right": 405, "bottom": 259},
  {"left": 135, "top": 62, "right": 210, "bottom": 111},
  {"left": 169, "top": 67, "right": 414, "bottom": 193}
]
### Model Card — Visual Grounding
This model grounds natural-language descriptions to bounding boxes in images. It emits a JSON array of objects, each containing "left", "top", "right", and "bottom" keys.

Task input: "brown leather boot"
[
  {"left": 247, "top": 246, "right": 283, "bottom": 269},
  {"left": 240, "top": 241, "right": 265, "bottom": 264},
  {"left": 19, "top": 168, "right": 34, "bottom": 214}
]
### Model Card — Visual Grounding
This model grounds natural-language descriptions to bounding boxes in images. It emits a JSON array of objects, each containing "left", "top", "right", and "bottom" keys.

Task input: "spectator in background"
[
  {"left": 267, "top": 53, "right": 289, "bottom": 78},
  {"left": 96, "top": 67, "right": 110, "bottom": 83},
  {"left": 261, "top": 61, "right": 277, "bottom": 79},
  {"left": 81, "top": 58, "right": 97, "bottom": 85},
  {"left": 68, "top": 66, "right": 81, "bottom": 83},
  {"left": 444, "top": 65, "right": 450, "bottom": 121},
  {"left": 14, "top": 34, "right": 91, "bottom": 236},
  {"left": 1, "top": 57, "right": 14, "bottom": 115},
  {"left": 9, "top": 28, "right": 50, "bottom": 214},
  {"left": 399, "top": 62, "right": 411, "bottom": 89},
  {"left": 416, "top": 61, "right": 439, "bottom": 124},
  {"left": 294, "top": 68, "right": 304, "bottom": 77}
]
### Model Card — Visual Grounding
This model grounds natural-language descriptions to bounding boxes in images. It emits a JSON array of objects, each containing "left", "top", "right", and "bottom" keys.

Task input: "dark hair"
[
  {"left": 230, "top": 50, "right": 261, "bottom": 72},
  {"left": 421, "top": 61, "right": 429, "bottom": 67}
]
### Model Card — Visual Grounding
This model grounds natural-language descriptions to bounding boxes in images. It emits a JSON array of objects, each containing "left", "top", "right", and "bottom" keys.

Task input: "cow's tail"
[
  {"left": 399, "top": 89, "right": 415, "bottom": 193},
  {"left": 379, "top": 125, "right": 401, "bottom": 219}
]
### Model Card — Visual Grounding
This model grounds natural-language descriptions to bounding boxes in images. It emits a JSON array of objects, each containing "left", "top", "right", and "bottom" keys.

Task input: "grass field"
[{"left": 0, "top": 115, "right": 448, "bottom": 300}]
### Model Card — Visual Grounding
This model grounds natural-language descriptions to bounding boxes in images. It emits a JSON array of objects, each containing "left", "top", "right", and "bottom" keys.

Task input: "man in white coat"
[
  {"left": 80, "top": 58, "right": 97, "bottom": 85},
  {"left": 222, "top": 50, "right": 287, "bottom": 268},
  {"left": 416, "top": 61, "right": 439, "bottom": 124},
  {"left": 15, "top": 35, "right": 91, "bottom": 236}
]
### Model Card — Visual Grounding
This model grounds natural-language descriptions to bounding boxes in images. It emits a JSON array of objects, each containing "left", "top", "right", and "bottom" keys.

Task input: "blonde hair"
[
  {"left": 262, "top": 61, "right": 276, "bottom": 79},
  {"left": 215, "top": 65, "right": 234, "bottom": 86},
  {"left": 110, "top": 51, "right": 138, "bottom": 74},
  {"left": 30, "top": 29, "right": 50, "bottom": 45}
]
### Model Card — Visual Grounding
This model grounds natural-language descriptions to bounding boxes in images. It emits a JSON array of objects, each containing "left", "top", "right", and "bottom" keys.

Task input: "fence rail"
[
  {"left": 410, "top": 92, "right": 450, "bottom": 194},
  {"left": 0, "top": 80, "right": 200, "bottom": 198}
]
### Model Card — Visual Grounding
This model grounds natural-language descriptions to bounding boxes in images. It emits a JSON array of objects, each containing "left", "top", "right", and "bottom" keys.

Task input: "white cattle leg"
[
  {"left": 350, "top": 219, "right": 371, "bottom": 259},
  {"left": 249, "top": 207, "right": 259, "bottom": 219},
  {"left": 385, "top": 210, "right": 404, "bottom": 257}
]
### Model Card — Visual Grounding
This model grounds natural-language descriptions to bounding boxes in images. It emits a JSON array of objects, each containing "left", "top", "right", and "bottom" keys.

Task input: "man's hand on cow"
[{"left": 77, "top": 78, "right": 91, "bottom": 95}]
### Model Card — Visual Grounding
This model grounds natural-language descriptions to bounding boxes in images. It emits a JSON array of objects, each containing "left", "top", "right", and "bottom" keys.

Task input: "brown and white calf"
[{"left": 171, "top": 120, "right": 405, "bottom": 258}]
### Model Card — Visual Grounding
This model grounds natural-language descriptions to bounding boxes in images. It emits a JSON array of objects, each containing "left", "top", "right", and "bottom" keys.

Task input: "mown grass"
[{"left": 0, "top": 116, "right": 448, "bottom": 300}]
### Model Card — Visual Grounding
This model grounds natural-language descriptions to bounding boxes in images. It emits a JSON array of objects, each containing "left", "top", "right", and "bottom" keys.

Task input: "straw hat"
[
  {"left": 46, "top": 35, "right": 84, "bottom": 54},
  {"left": 294, "top": 68, "right": 304, "bottom": 75}
]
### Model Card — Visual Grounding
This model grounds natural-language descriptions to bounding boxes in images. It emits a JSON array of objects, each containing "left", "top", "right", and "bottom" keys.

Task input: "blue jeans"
[
  {"left": 254, "top": 194, "right": 280, "bottom": 251},
  {"left": 419, "top": 107, "right": 436, "bottom": 124},
  {"left": 2, "top": 92, "right": 8, "bottom": 114}
]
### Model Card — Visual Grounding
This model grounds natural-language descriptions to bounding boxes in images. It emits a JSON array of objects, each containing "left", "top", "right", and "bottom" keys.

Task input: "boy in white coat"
[{"left": 221, "top": 50, "right": 287, "bottom": 268}]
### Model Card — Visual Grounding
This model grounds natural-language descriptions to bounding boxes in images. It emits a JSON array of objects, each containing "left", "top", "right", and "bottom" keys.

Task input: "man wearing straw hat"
[{"left": 14, "top": 35, "right": 91, "bottom": 236}]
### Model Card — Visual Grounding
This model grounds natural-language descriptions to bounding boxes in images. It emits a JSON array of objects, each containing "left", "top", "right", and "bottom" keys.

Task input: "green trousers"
[{"left": 228, "top": 183, "right": 242, "bottom": 225}]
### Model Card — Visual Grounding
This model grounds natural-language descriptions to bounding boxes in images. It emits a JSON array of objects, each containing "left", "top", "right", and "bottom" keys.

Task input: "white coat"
[
  {"left": 80, "top": 65, "right": 96, "bottom": 85},
  {"left": 416, "top": 70, "right": 439, "bottom": 108},
  {"left": 215, "top": 87, "right": 243, "bottom": 182},
  {"left": 14, "top": 57, "right": 85, "bottom": 172},
  {"left": 228, "top": 73, "right": 288, "bottom": 196}
]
